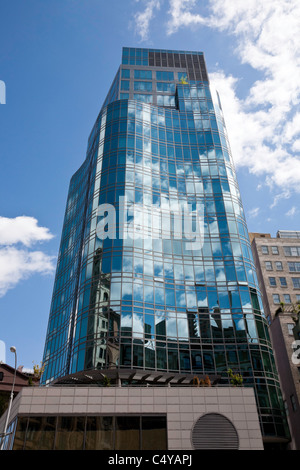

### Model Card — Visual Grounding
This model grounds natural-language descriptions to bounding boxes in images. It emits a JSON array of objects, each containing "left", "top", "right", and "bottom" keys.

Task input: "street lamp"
[{"left": 0, "top": 346, "right": 17, "bottom": 450}]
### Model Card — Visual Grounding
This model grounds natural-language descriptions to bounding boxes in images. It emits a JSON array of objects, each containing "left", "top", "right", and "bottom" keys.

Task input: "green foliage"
[
  {"left": 179, "top": 75, "right": 188, "bottom": 84},
  {"left": 102, "top": 375, "right": 111, "bottom": 387},
  {"left": 227, "top": 369, "right": 243, "bottom": 387},
  {"left": 32, "top": 362, "right": 45, "bottom": 379}
]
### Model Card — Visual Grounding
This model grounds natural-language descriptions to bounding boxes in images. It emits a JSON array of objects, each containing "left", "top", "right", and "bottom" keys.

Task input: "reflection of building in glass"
[
  {"left": 85, "top": 248, "right": 111, "bottom": 370},
  {"left": 40, "top": 48, "right": 289, "bottom": 445}
]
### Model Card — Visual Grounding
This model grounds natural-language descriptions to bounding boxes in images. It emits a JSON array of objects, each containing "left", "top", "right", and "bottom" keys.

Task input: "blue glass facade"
[{"left": 41, "top": 48, "right": 288, "bottom": 440}]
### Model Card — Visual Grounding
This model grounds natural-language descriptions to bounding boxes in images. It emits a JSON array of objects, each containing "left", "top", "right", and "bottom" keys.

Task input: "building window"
[
  {"left": 271, "top": 246, "right": 279, "bottom": 255},
  {"left": 261, "top": 246, "right": 269, "bottom": 254},
  {"left": 265, "top": 261, "right": 273, "bottom": 271},
  {"left": 156, "top": 82, "right": 176, "bottom": 93},
  {"left": 275, "top": 261, "right": 283, "bottom": 271},
  {"left": 156, "top": 71, "right": 174, "bottom": 81},
  {"left": 134, "top": 81, "right": 152, "bottom": 92},
  {"left": 284, "top": 246, "right": 300, "bottom": 257},
  {"left": 296, "top": 294, "right": 300, "bottom": 303},
  {"left": 12, "top": 414, "right": 168, "bottom": 450},
  {"left": 288, "top": 262, "right": 300, "bottom": 272},
  {"left": 290, "top": 395, "right": 298, "bottom": 412},
  {"left": 121, "top": 80, "right": 130, "bottom": 91},
  {"left": 283, "top": 294, "right": 291, "bottom": 304},
  {"left": 134, "top": 69, "right": 152, "bottom": 80},
  {"left": 269, "top": 277, "right": 276, "bottom": 287},
  {"left": 279, "top": 277, "right": 287, "bottom": 287},
  {"left": 134, "top": 94, "right": 153, "bottom": 103},
  {"left": 272, "top": 294, "right": 280, "bottom": 304},
  {"left": 292, "top": 278, "right": 300, "bottom": 289},
  {"left": 287, "top": 324, "right": 295, "bottom": 335},
  {"left": 25, "top": 416, "right": 56, "bottom": 450},
  {"left": 121, "top": 69, "right": 130, "bottom": 79},
  {"left": 157, "top": 95, "right": 176, "bottom": 107}
]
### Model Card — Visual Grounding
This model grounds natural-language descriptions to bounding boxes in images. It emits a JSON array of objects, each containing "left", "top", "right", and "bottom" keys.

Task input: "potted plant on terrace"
[{"left": 227, "top": 369, "right": 243, "bottom": 387}]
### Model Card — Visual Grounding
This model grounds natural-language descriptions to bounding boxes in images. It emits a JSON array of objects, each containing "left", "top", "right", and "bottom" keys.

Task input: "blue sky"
[{"left": 0, "top": 0, "right": 299, "bottom": 369}]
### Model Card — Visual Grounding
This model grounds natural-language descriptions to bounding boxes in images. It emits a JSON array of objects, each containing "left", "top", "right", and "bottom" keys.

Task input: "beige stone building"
[
  {"left": 0, "top": 380, "right": 263, "bottom": 451},
  {"left": 250, "top": 230, "right": 300, "bottom": 449}
]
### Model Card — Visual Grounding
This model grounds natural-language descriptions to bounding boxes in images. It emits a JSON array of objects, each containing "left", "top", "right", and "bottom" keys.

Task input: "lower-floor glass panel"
[
  {"left": 12, "top": 417, "right": 28, "bottom": 450},
  {"left": 115, "top": 416, "right": 140, "bottom": 450},
  {"left": 24, "top": 416, "right": 56, "bottom": 450},
  {"left": 10, "top": 414, "right": 167, "bottom": 450},
  {"left": 85, "top": 416, "right": 114, "bottom": 450},
  {"left": 141, "top": 416, "right": 167, "bottom": 450},
  {"left": 55, "top": 416, "right": 85, "bottom": 450}
]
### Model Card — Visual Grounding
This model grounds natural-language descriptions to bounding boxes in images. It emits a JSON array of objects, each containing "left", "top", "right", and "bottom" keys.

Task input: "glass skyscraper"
[{"left": 41, "top": 48, "right": 288, "bottom": 441}]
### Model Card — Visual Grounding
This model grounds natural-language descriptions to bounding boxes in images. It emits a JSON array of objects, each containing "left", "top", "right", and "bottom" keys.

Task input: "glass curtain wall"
[{"left": 41, "top": 48, "right": 288, "bottom": 440}]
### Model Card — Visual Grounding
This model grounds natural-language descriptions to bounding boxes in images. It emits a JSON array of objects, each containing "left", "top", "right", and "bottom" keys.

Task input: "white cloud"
[
  {"left": 269, "top": 190, "right": 291, "bottom": 209},
  {"left": 206, "top": 0, "right": 300, "bottom": 193},
  {"left": 0, "top": 247, "right": 55, "bottom": 297},
  {"left": 133, "top": 0, "right": 161, "bottom": 42},
  {"left": 0, "top": 216, "right": 55, "bottom": 297},
  {"left": 248, "top": 207, "right": 260, "bottom": 219},
  {"left": 0, "top": 216, "right": 53, "bottom": 247},
  {"left": 133, "top": 0, "right": 300, "bottom": 194},
  {"left": 285, "top": 206, "right": 297, "bottom": 217},
  {"left": 166, "top": 0, "right": 206, "bottom": 35}
]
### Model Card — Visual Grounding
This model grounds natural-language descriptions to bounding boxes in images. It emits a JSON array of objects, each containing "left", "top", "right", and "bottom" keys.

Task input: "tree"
[{"left": 32, "top": 362, "right": 45, "bottom": 379}]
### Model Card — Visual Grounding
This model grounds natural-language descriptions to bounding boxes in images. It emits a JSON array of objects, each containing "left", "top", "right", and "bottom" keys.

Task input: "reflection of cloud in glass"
[
  {"left": 176, "top": 291, "right": 186, "bottom": 306},
  {"left": 122, "top": 282, "right": 132, "bottom": 300},
  {"left": 155, "top": 285, "right": 165, "bottom": 304},
  {"left": 177, "top": 314, "right": 189, "bottom": 338},
  {"left": 121, "top": 312, "right": 145, "bottom": 340},
  {"left": 215, "top": 267, "right": 226, "bottom": 282},
  {"left": 123, "top": 256, "right": 133, "bottom": 272},
  {"left": 166, "top": 317, "right": 177, "bottom": 338},
  {"left": 233, "top": 316, "right": 245, "bottom": 331},
  {"left": 242, "top": 302, "right": 252, "bottom": 310},
  {"left": 144, "top": 283, "right": 154, "bottom": 302},
  {"left": 121, "top": 313, "right": 132, "bottom": 329},
  {"left": 110, "top": 281, "right": 121, "bottom": 301},
  {"left": 132, "top": 312, "right": 144, "bottom": 339},
  {"left": 143, "top": 258, "right": 153, "bottom": 276},
  {"left": 134, "top": 257, "right": 143, "bottom": 274},
  {"left": 221, "top": 315, "right": 233, "bottom": 329},
  {"left": 135, "top": 172, "right": 143, "bottom": 185},
  {"left": 186, "top": 291, "right": 197, "bottom": 309},
  {"left": 174, "top": 264, "right": 184, "bottom": 281},
  {"left": 197, "top": 295, "right": 208, "bottom": 308},
  {"left": 155, "top": 312, "right": 165, "bottom": 325},
  {"left": 133, "top": 280, "right": 143, "bottom": 301}
]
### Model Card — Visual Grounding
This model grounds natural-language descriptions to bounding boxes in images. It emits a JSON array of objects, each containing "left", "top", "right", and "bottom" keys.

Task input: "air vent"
[{"left": 191, "top": 413, "right": 239, "bottom": 450}]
